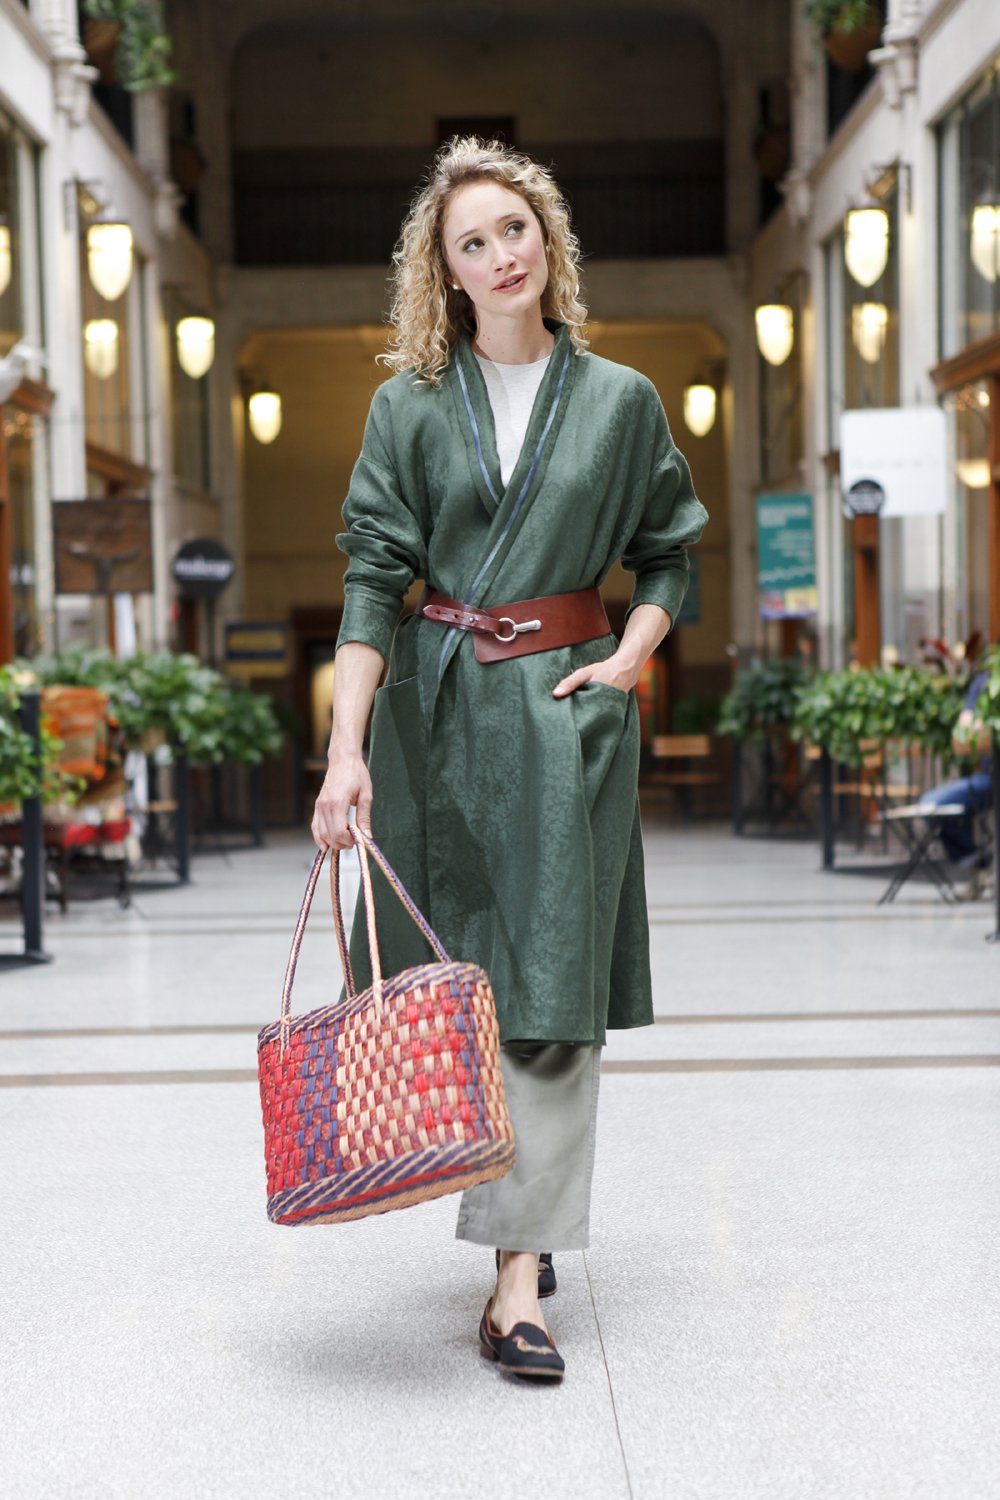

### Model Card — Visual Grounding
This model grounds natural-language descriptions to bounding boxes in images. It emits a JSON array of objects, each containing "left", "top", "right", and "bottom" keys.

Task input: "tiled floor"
[{"left": 1, "top": 821, "right": 998, "bottom": 1499}]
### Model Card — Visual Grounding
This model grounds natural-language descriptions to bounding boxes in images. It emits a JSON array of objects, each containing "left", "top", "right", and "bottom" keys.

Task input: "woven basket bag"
[{"left": 258, "top": 824, "right": 516, "bottom": 1226}]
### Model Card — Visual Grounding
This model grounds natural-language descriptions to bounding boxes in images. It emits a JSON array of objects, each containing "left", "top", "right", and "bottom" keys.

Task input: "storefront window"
[
  {"left": 759, "top": 274, "right": 805, "bottom": 488},
  {"left": 824, "top": 186, "right": 910, "bottom": 664},
  {"left": 842, "top": 187, "right": 899, "bottom": 412},
  {"left": 950, "top": 381, "right": 992, "bottom": 643},
  {"left": 0, "top": 114, "right": 23, "bottom": 358},
  {"left": 5, "top": 408, "right": 40, "bottom": 655},
  {"left": 940, "top": 65, "right": 1000, "bottom": 357},
  {"left": 167, "top": 290, "right": 211, "bottom": 492},
  {"left": 78, "top": 198, "right": 150, "bottom": 469}
]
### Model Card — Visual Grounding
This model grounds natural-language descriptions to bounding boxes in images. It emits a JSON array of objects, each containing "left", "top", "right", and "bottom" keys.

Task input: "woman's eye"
[
  {"left": 505, "top": 221, "right": 524, "bottom": 236},
  {"left": 462, "top": 238, "right": 483, "bottom": 253}
]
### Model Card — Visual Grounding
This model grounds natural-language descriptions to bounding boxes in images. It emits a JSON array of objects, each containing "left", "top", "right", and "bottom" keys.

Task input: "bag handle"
[{"left": 279, "top": 825, "right": 451, "bottom": 1054}]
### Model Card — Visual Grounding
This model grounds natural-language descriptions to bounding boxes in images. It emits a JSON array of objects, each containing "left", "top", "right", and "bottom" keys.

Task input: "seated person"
[{"left": 918, "top": 670, "right": 992, "bottom": 869}]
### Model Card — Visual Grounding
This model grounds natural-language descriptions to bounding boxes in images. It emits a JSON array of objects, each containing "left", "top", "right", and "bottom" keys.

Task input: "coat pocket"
[{"left": 571, "top": 680, "right": 636, "bottom": 811}]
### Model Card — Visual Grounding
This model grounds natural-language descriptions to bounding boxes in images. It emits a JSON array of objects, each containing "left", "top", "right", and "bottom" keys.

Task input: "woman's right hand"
[{"left": 311, "top": 751, "right": 373, "bottom": 850}]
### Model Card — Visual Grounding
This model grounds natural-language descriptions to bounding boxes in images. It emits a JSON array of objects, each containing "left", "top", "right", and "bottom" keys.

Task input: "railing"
[{"left": 233, "top": 139, "right": 725, "bottom": 266}]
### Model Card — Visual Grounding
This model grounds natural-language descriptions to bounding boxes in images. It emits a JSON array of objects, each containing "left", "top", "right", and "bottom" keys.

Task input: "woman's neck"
[{"left": 471, "top": 310, "right": 554, "bottom": 366}]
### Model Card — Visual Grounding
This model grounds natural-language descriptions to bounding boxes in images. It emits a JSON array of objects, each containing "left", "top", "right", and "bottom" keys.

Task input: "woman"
[{"left": 312, "top": 136, "right": 707, "bottom": 1381}]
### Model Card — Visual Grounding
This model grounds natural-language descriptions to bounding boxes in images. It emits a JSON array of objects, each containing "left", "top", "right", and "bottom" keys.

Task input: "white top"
[{"left": 474, "top": 350, "right": 552, "bottom": 487}]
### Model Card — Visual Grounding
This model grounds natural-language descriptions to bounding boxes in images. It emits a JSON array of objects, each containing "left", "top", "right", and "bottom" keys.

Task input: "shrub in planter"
[
  {"left": 672, "top": 695, "right": 722, "bottom": 736},
  {"left": 717, "top": 659, "right": 813, "bottom": 742},
  {"left": 790, "top": 666, "right": 965, "bottom": 767},
  {"left": 23, "top": 649, "right": 286, "bottom": 770},
  {"left": 0, "top": 667, "right": 83, "bottom": 811}
]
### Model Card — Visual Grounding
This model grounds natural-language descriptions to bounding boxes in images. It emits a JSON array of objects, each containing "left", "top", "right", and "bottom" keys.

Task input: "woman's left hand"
[{"left": 552, "top": 655, "right": 634, "bottom": 698}]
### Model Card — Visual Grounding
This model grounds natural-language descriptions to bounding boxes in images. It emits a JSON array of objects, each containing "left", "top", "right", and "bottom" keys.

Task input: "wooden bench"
[{"left": 648, "top": 734, "right": 721, "bottom": 817}]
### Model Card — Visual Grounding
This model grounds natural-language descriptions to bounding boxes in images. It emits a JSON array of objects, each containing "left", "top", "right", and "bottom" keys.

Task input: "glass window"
[
  {"left": 842, "top": 186, "right": 899, "bottom": 412},
  {"left": 952, "top": 381, "right": 992, "bottom": 643},
  {"left": 78, "top": 203, "right": 147, "bottom": 464},
  {"left": 166, "top": 290, "right": 211, "bottom": 492},
  {"left": 940, "top": 64, "right": 1000, "bottom": 356},
  {"left": 6, "top": 408, "right": 40, "bottom": 655},
  {"left": 0, "top": 114, "right": 23, "bottom": 358},
  {"left": 759, "top": 273, "right": 805, "bottom": 489}
]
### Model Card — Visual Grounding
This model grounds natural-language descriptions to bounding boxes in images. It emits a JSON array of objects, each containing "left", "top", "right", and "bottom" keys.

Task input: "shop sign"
[
  {"left": 224, "top": 621, "right": 290, "bottom": 678},
  {"left": 756, "top": 493, "right": 818, "bottom": 619},
  {"left": 171, "top": 538, "right": 235, "bottom": 600},
  {"left": 52, "top": 498, "right": 153, "bottom": 595},
  {"left": 840, "top": 407, "right": 947, "bottom": 517},
  {"left": 844, "top": 478, "right": 886, "bottom": 516}
]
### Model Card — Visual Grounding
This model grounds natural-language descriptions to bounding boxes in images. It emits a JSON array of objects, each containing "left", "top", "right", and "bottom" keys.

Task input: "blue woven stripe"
[{"left": 268, "top": 1136, "right": 516, "bottom": 1225}]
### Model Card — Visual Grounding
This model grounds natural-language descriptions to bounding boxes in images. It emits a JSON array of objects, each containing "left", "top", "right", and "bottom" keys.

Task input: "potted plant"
[
  {"left": 790, "top": 665, "right": 965, "bottom": 766},
  {"left": 803, "top": 0, "right": 882, "bottom": 73},
  {"left": 81, "top": 0, "right": 176, "bottom": 92},
  {"left": 0, "top": 667, "right": 83, "bottom": 814},
  {"left": 717, "top": 658, "right": 813, "bottom": 742}
]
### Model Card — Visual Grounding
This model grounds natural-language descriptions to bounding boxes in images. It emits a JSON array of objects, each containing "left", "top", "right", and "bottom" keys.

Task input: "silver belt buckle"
[{"left": 495, "top": 616, "right": 542, "bottom": 644}]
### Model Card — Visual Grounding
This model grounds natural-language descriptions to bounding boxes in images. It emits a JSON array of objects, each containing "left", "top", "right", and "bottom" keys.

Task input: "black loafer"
[
  {"left": 479, "top": 1301, "right": 565, "bottom": 1380},
  {"left": 494, "top": 1250, "right": 557, "bottom": 1299}
]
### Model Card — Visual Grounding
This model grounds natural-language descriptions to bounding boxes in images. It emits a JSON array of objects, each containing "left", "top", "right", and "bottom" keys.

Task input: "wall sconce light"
[
  {"left": 84, "top": 318, "right": 119, "bottom": 379},
  {"left": 955, "top": 457, "right": 990, "bottom": 489},
  {"left": 683, "top": 383, "right": 717, "bottom": 437},
  {"left": 248, "top": 390, "right": 282, "bottom": 444},
  {"left": 970, "top": 205, "right": 1000, "bottom": 284},
  {"left": 755, "top": 304, "right": 794, "bottom": 366},
  {"left": 0, "top": 224, "right": 11, "bottom": 297},
  {"left": 86, "top": 220, "right": 134, "bottom": 302},
  {"left": 844, "top": 207, "right": 889, "bottom": 288},
  {"left": 176, "top": 315, "right": 215, "bottom": 378},
  {"left": 851, "top": 302, "right": 888, "bottom": 364}
]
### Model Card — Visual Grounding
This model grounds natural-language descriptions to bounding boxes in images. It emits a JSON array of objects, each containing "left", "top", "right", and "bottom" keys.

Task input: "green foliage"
[
  {"left": 977, "top": 646, "right": 1000, "bottom": 740},
  {"left": 672, "top": 695, "right": 722, "bottom": 736},
  {"left": 0, "top": 667, "right": 82, "bottom": 809},
  {"left": 717, "top": 659, "right": 813, "bottom": 742},
  {"left": 22, "top": 649, "right": 285, "bottom": 769},
  {"left": 82, "top": 0, "right": 175, "bottom": 91},
  {"left": 802, "top": 0, "right": 878, "bottom": 36},
  {"left": 790, "top": 666, "right": 966, "bottom": 766},
  {"left": 0, "top": 667, "right": 42, "bottom": 806},
  {"left": 214, "top": 684, "right": 285, "bottom": 767}
]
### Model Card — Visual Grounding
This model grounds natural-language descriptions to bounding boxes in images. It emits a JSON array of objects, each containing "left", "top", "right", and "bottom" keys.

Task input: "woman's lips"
[{"left": 494, "top": 273, "right": 527, "bottom": 292}]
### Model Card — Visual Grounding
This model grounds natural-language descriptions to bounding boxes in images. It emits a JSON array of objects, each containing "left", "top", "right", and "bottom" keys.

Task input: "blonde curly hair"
[{"left": 381, "top": 137, "right": 589, "bottom": 385}]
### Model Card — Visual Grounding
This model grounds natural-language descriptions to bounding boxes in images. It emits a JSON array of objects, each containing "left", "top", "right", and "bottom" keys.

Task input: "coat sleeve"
[
  {"left": 622, "top": 392, "right": 709, "bottom": 629},
  {"left": 335, "top": 387, "right": 428, "bottom": 660}
]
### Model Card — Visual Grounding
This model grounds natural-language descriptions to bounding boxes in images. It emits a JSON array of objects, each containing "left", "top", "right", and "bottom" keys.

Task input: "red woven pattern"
[{"left": 258, "top": 959, "right": 514, "bottom": 1224}]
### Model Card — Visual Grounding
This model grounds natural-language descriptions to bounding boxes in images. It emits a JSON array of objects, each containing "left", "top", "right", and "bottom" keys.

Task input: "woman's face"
[{"left": 442, "top": 181, "right": 548, "bottom": 324}]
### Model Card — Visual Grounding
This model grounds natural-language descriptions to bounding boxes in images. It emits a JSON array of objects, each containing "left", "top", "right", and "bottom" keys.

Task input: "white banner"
[{"left": 839, "top": 407, "right": 948, "bottom": 518}]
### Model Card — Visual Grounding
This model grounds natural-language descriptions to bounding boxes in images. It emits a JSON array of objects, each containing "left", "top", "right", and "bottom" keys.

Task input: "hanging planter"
[
  {"left": 82, "top": 18, "right": 122, "bottom": 87},
  {"left": 81, "top": 0, "right": 176, "bottom": 92},
  {"left": 169, "top": 139, "right": 207, "bottom": 195},
  {"left": 804, "top": 1, "right": 882, "bottom": 73}
]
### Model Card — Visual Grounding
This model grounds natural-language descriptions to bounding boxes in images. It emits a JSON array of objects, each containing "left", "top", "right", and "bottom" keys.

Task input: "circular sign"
[
  {"left": 845, "top": 478, "right": 886, "bottom": 518},
  {"left": 171, "top": 538, "right": 235, "bottom": 600}
]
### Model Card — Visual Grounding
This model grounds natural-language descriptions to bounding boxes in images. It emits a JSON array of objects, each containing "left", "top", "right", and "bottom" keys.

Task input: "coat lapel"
[{"left": 437, "top": 325, "right": 578, "bottom": 679}]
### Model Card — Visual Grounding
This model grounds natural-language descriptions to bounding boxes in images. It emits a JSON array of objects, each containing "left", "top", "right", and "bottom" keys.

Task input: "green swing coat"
[{"left": 337, "top": 323, "right": 708, "bottom": 1045}]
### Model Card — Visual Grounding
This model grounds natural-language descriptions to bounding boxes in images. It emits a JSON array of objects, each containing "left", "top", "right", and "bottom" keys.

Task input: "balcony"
[{"left": 233, "top": 139, "right": 725, "bottom": 267}]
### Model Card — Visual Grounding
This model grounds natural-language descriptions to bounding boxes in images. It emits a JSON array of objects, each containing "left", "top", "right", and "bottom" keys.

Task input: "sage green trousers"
[{"left": 455, "top": 1043, "right": 602, "bottom": 1252}]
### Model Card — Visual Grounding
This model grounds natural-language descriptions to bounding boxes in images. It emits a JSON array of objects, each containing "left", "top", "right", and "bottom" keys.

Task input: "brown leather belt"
[{"left": 417, "top": 586, "right": 611, "bottom": 664}]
